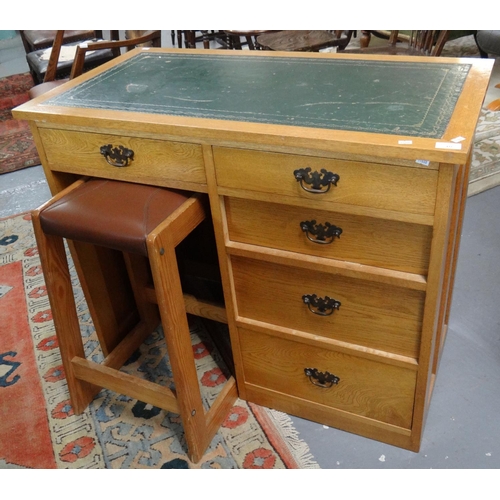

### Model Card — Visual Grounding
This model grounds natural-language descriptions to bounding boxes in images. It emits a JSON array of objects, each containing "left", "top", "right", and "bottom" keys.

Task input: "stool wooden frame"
[{"left": 31, "top": 179, "right": 238, "bottom": 463}]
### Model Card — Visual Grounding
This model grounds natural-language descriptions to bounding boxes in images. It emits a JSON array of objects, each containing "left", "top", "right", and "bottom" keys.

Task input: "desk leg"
[{"left": 432, "top": 159, "right": 471, "bottom": 375}]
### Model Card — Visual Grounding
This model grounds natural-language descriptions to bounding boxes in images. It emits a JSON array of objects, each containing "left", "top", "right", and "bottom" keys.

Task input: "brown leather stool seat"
[
  {"left": 39, "top": 179, "right": 190, "bottom": 255},
  {"left": 32, "top": 178, "right": 237, "bottom": 463}
]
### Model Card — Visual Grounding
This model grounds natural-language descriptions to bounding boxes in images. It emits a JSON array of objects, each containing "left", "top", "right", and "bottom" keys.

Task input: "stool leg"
[
  {"left": 147, "top": 195, "right": 216, "bottom": 463},
  {"left": 149, "top": 240, "right": 208, "bottom": 463},
  {"left": 70, "top": 242, "right": 138, "bottom": 357},
  {"left": 32, "top": 211, "right": 100, "bottom": 413},
  {"left": 123, "top": 253, "right": 160, "bottom": 333}
]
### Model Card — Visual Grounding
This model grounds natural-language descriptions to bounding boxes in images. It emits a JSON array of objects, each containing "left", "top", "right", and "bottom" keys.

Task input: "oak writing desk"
[{"left": 14, "top": 48, "right": 493, "bottom": 452}]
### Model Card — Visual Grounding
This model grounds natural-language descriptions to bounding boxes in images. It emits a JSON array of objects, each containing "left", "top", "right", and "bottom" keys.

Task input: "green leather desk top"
[{"left": 44, "top": 52, "right": 471, "bottom": 138}]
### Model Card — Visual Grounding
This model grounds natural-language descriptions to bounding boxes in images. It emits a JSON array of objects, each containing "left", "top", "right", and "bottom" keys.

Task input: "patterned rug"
[
  {"left": 0, "top": 73, "right": 40, "bottom": 175},
  {"left": 441, "top": 35, "right": 500, "bottom": 196},
  {"left": 469, "top": 108, "right": 500, "bottom": 196},
  {"left": 0, "top": 212, "right": 319, "bottom": 469}
]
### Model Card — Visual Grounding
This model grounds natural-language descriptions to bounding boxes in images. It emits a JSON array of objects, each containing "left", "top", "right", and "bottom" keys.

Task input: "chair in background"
[
  {"left": 358, "top": 30, "right": 391, "bottom": 48},
  {"left": 69, "top": 30, "right": 161, "bottom": 79},
  {"left": 475, "top": 30, "right": 500, "bottom": 111},
  {"left": 256, "top": 30, "right": 353, "bottom": 52},
  {"left": 173, "top": 31, "right": 225, "bottom": 49},
  {"left": 29, "top": 30, "right": 162, "bottom": 99},
  {"left": 348, "top": 30, "right": 450, "bottom": 57},
  {"left": 124, "top": 30, "right": 159, "bottom": 46},
  {"left": 25, "top": 30, "right": 120, "bottom": 85},
  {"left": 223, "top": 31, "right": 281, "bottom": 50},
  {"left": 360, "top": 30, "right": 482, "bottom": 54},
  {"left": 20, "top": 30, "right": 101, "bottom": 54},
  {"left": 173, "top": 30, "right": 205, "bottom": 48},
  {"left": 170, "top": 31, "right": 279, "bottom": 50}
]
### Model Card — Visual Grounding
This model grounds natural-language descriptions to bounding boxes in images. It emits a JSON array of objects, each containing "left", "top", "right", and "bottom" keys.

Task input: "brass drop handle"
[
  {"left": 294, "top": 167, "right": 339, "bottom": 194},
  {"left": 302, "top": 294, "right": 341, "bottom": 316},
  {"left": 304, "top": 368, "right": 340, "bottom": 389},
  {"left": 100, "top": 144, "right": 134, "bottom": 167},
  {"left": 300, "top": 220, "right": 342, "bottom": 244}
]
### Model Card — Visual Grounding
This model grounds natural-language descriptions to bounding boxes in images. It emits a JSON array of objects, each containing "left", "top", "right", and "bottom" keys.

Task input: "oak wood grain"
[
  {"left": 225, "top": 197, "right": 432, "bottom": 274},
  {"left": 39, "top": 128, "right": 207, "bottom": 191},
  {"left": 232, "top": 256, "right": 425, "bottom": 358},
  {"left": 239, "top": 328, "right": 417, "bottom": 429},
  {"left": 213, "top": 147, "right": 439, "bottom": 215}
]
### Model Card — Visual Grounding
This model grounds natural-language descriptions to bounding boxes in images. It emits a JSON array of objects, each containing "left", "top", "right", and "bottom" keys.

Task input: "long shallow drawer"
[
  {"left": 39, "top": 128, "right": 206, "bottom": 187},
  {"left": 225, "top": 197, "right": 432, "bottom": 275},
  {"left": 232, "top": 256, "right": 424, "bottom": 358},
  {"left": 239, "top": 327, "right": 416, "bottom": 429},
  {"left": 214, "top": 147, "right": 438, "bottom": 215}
]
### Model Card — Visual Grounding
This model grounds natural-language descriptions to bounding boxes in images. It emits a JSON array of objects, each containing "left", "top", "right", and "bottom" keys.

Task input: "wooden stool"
[{"left": 31, "top": 178, "right": 237, "bottom": 463}]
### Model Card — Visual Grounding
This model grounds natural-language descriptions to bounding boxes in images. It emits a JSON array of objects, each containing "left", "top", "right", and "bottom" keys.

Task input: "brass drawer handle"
[
  {"left": 294, "top": 167, "right": 339, "bottom": 194},
  {"left": 100, "top": 144, "right": 135, "bottom": 167},
  {"left": 300, "top": 220, "right": 342, "bottom": 244},
  {"left": 303, "top": 294, "right": 341, "bottom": 316},
  {"left": 304, "top": 368, "right": 340, "bottom": 389}
]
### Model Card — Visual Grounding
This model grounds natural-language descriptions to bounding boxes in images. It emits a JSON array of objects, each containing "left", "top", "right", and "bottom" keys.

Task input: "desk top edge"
[{"left": 13, "top": 48, "right": 494, "bottom": 164}]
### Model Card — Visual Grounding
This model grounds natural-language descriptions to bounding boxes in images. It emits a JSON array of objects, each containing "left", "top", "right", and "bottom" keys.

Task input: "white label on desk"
[
  {"left": 398, "top": 140, "right": 413, "bottom": 144},
  {"left": 451, "top": 136, "right": 466, "bottom": 143},
  {"left": 416, "top": 159, "right": 430, "bottom": 166},
  {"left": 435, "top": 142, "right": 462, "bottom": 150}
]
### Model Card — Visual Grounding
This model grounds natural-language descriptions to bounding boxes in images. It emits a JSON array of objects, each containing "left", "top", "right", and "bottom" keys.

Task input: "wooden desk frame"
[{"left": 14, "top": 48, "right": 494, "bottom": 452}]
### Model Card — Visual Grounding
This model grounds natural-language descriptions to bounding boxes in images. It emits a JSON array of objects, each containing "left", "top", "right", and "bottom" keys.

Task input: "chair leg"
[
  {"left": 246, "top": 36, "right": 255, "bottom": 50},
  {"left": 201, "top": 31, "right": 210, "bottom": 49},
  {"left": 31, "top": 211, "right": 100, "bottom": 413}
]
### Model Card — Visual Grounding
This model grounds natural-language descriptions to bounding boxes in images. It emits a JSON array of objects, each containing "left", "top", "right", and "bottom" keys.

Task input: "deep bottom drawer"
[{"left": 239, "top": 327, "right": 417, "bottom": 429}]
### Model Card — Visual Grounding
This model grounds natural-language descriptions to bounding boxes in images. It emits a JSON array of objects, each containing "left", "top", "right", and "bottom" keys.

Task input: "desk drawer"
[
  {"left": 225, "top": 197, "right": 432, "bottom": 274},
  {"left": 214, "top": 147, "right": 438, "bottom": 215},
  {"left": 232, "top": 256, "right": 424, "bottom": 358},
  {"left": 40, "top": 128, "right": 206, "bottom": 188},
  {"left": 239, "top": 328, "right": 416, "bottom": 429}
]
